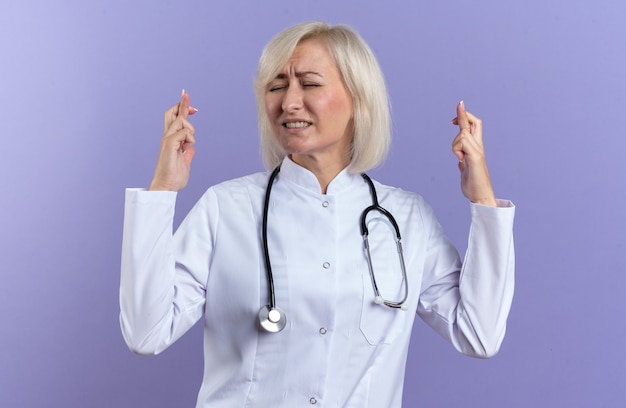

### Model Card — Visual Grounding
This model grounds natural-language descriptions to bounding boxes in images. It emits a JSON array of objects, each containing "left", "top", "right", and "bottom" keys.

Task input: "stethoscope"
[{"left": 258, "top": 166, "right": 409, "bottom": 333}]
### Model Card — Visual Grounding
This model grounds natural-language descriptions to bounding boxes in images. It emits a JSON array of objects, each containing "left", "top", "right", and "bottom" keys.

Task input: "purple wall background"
[{"left": 1, "top": 0, "right": 625, "bottom": 406}]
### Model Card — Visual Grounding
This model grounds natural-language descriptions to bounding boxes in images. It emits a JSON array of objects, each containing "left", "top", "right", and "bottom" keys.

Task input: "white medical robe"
[{"left": 120, "top": 157, "right": 515, "bottom": 407}]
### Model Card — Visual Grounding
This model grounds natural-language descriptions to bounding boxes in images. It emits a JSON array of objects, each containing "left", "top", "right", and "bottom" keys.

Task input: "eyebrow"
[{"left": 275, "top": 71, "right": 324, "bottom": 79}]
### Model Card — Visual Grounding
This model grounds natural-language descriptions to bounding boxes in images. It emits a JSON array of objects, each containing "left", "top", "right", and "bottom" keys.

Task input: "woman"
[{"left": 120, "top": 21, "right": 515, "bottom": 407}]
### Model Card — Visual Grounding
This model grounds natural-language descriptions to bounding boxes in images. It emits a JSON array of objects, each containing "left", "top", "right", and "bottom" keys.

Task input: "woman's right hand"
[{"left": 149, "top": 90, "right": 198, "bottom": 191}]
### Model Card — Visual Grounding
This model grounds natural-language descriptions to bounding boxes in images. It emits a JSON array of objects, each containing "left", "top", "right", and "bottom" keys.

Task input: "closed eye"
[{"left": 268, "top": 85, "right": 286, "bottom": 92}]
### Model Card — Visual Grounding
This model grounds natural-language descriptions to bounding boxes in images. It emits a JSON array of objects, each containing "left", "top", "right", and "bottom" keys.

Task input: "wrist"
[
  {"left": 149, "top": 180, "right": 178, "bottom": 192},
  {"left": 471, "top": 196, "right": 497, "bottom": 207}
]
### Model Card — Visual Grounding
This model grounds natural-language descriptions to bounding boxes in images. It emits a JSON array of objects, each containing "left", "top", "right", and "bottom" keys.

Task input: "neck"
[{"left": 290, "top": 153, "right": 350, "bottom": 194}]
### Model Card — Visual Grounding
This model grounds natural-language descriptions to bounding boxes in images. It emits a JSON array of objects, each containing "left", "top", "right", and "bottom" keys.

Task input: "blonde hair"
[{"left": 254, "top": 21, "right": 391, "bottom": 173}]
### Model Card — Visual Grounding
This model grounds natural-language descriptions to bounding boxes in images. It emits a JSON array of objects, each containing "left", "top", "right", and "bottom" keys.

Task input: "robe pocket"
[{"left": 358, "top": 262, "right": 409, "bottom": 345}]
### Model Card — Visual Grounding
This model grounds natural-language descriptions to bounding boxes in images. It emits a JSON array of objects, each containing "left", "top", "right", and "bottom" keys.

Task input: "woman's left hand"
[{"left": 451, "top": 101, "right": 497, "bottom": 207}]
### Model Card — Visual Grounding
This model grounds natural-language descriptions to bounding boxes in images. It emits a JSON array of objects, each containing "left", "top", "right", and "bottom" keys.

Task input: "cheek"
[
  {"left": 264, "top": 96, "right": 280, "bottom": 121},
  {"left": 321, "top": 90, "right": 352, "bottom": 120}
]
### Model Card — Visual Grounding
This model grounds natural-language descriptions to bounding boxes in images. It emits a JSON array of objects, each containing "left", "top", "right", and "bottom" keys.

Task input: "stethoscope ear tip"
[
  {"left": 374, "top": 296, "right": 384, "bottom": 305},
  {"left": 400, "top": 304, "right": 409, "bottom": 311}
]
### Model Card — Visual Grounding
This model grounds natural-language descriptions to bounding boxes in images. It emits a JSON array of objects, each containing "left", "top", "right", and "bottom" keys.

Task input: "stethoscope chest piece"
[{"left": 258, "top": 305, "right": 287, "bottom": 332}]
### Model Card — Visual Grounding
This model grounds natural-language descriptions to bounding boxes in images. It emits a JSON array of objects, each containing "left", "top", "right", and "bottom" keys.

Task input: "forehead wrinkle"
[
  {"left": 296, "top": 71, "right": 323, "bottom": 78},
  {"left": 274, "top": 71, "right": 324, "bottom": 80}
]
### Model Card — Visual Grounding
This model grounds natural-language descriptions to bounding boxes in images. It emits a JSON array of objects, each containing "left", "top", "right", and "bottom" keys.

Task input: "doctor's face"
[{"left": 264, "top": 39, "right": 354, "bottom": 168}]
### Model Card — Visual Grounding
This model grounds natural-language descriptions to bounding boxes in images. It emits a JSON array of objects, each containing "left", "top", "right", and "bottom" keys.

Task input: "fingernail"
[
  {"left": 459, "top": 100, "right": 464, "bottom": 106},
  {"left": 181, "top": 89, "right": 186, "bottom": 97},
  {"left": 191, "top": 107, "right": 199, "bottom": 112}
]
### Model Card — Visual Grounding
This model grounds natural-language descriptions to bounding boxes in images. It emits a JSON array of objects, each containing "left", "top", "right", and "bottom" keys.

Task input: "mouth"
[{"left": 283, "top": 121, "right": 311, "bottom": 129}]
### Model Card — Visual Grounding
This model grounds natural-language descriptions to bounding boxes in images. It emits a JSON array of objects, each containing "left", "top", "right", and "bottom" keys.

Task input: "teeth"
[{"left": 285, "top": 121, "right": 310, "bottom": 129}]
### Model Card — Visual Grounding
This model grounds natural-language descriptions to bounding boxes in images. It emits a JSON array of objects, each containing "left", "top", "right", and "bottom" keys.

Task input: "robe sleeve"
[
  {"left": 119, "top": 188, "right": 217, "bottom": 355},
  {"left": 417, "top": 199, "right": 515, "bottom": 358}
]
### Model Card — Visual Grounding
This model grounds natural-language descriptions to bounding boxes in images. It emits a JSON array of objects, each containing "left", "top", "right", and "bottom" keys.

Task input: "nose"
[{"left": 281, "top": 83, "right": 303, "bottom": 112}]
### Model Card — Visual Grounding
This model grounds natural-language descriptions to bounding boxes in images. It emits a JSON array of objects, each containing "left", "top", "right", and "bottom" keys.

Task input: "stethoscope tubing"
[
  {"left": 259, "top": 166, "right": 409, "bottom": 332},
  {"left": 360, "top": 174, "right": 409, "bottom": 310},
  {"left": 261, "top": 166, "right": 281, "bottom": 310}
]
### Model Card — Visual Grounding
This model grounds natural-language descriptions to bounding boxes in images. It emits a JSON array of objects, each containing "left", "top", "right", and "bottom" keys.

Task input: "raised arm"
[
  {"left": 120, "top": 91, "right": 208, "bottom": 355},
  {"left": 417, "top": 103, "right": 515, "bottom": 357}
]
